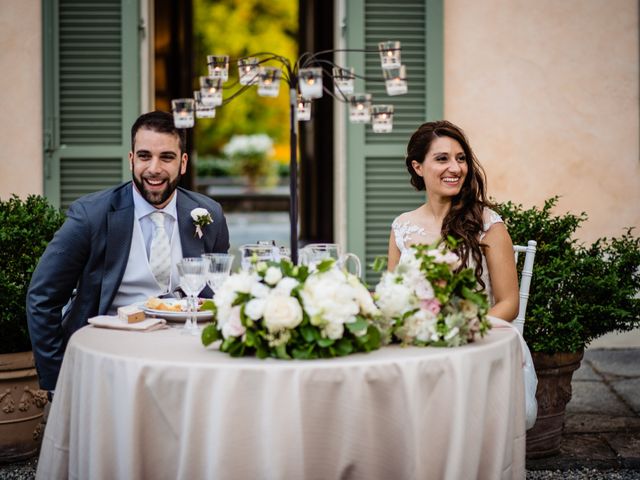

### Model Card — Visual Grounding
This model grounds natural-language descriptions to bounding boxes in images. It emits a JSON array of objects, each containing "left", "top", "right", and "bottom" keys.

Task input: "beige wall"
[
  {"left": 445, "top": 0, "right": 640, "bottom": 243},
  {"left": 0, "top": 0, "right": 43, "bottom": 199}
]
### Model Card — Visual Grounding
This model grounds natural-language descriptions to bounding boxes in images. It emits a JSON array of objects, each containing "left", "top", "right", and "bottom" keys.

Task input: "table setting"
[{"left": 36, "top": 239, "right": 526, "bottom": 480}]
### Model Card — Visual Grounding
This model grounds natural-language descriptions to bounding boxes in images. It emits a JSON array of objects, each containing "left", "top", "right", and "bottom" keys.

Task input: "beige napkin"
[{"left": 88, "top": 315, "right": 167, "bottom": 332}]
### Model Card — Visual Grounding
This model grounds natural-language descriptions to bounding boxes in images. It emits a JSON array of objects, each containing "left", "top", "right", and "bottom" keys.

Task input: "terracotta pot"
[
  {"left": 525, "top": 350, "right": 584, "bottom": 459},
  {"left": 0, "top": 351, "right": 48, "bottom": 464}
]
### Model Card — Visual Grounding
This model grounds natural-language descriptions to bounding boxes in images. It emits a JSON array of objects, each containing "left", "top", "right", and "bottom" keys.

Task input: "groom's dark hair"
[{"left": 131, "top": 110, "right": 187, "bottom": 154}]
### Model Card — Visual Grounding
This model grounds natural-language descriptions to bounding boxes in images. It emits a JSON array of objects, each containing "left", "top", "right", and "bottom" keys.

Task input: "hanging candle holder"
[
  {"left": 383, "top": 65, "right": 408, "bottom": 96},
  {"left": 171, "top": 98, "right": 195, "bottom": 128},
  {"left": 207, "top": 55, "right": 230, "bottom": 82},
  {"left": 194, "top": 91, "right": 216, "bottom": 119},
  {"left": 298, "top": 67, "right": 323, "bottom": 98},
  {"left": 257, "top": 67, "right": 282, "bottom": 97},
  {"left": 238, "top": 57, "right": 260, "bottom": 85},
  {"left": 378, "top": 41, "right": 402, "bottom": 70},
  {"left": 348, "top": 94, "right": 372, "bottom": 123},
  {"left": 332, "top": 67, "right": 355, "bottom": 95},
  {"left": 371, "top": 105, "right": 394, "bottom": 133},
  {"left": 199, "top": 76, "right": 223, "bottom": 106},
  {"left": 296, "top": 96, "right": 312, "bottom": 121}
]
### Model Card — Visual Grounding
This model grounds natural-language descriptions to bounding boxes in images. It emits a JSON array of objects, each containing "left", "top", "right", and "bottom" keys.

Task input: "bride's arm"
[
  {"left": 483, "top": 223, "right": 519, "bottom": 321},
  {"left": 388, "top": 229, "right": 401, "bottom": 271}
]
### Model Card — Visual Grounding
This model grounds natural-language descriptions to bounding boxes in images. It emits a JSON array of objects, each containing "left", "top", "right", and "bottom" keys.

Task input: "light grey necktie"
[{"left": 149, "top": 212, "right": 171, "bottom": 291}]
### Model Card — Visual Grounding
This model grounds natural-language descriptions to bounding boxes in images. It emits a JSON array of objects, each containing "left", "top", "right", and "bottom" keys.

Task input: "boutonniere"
[{"left": 191, "top": 208, "right": 213, "bottom": 238}]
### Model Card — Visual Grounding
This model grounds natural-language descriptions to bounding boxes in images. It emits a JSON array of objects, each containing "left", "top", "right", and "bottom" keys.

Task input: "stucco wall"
[
  {"left": 0, "top": 0, "right": 42, "bottom": 199},
  {"left": 445, "top": 0, "right": 640, "bottom": 243}
]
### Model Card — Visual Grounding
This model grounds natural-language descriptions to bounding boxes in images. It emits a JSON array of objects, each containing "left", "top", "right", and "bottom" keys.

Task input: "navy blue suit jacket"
[{"left": 26, "top": 182, "right": 230, "bottom": 390}]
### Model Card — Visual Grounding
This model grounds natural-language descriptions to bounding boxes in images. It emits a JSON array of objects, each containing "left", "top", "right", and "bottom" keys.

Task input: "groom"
[{"left": 27, "top": 111, "right": 230, "bottom": 392}]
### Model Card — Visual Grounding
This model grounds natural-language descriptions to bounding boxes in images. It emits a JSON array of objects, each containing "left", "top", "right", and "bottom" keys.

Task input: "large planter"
[
  {"left": 525, "top": 350, "right": 584, "bottom": 459},
  {"left": 0, "top": 351, "right": 48, "bottom": 464}
]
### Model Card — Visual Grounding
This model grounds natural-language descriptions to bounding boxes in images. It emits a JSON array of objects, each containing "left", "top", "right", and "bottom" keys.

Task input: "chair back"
[{"left": 512, "top": 240, "right": 537, "bottom": 335}]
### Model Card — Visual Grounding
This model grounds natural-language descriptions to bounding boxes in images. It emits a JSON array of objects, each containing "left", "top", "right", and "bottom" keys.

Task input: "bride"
[{"left": 388, "top": 120, "right": 519, "bottom": 321}]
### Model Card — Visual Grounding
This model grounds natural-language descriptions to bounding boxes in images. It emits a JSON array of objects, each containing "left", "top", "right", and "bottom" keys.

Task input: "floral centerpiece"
[
  {"left": 201, "top": 259, "right": 383, "bottom": 359},
  {"left": 374, "top": 239, "right": 491, "bottom": 347}
]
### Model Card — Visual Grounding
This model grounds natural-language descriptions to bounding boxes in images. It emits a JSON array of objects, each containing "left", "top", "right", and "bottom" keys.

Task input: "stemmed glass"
[
  {"left": 176, "top": 257, "right": 208, "bottom": 335},
  {"left": 201, "top": 253, "right": 235, "bottom": 294}
]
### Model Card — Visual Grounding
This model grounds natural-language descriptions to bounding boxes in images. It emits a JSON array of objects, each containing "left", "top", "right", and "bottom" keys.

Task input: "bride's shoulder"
[
  {"left": 481, "top": 207, "right": 504, "bottom": 232},
  {"left": 392, "top": 208, "right": 423, "bottom": 228}
]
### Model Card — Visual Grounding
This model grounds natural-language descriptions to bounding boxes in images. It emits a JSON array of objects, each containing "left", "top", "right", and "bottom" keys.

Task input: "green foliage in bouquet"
[
  {"left": 374, "top": 239, "right": 491, "bottom": 347},
  {"left": 0, "top": 195, "right": 66, "bottom": 353},
  {"left": 201, "top": 259, "right": 383, "bottom": 359},
  {"left": 495, "top": 196, "right": 640, "bottom": 353}
]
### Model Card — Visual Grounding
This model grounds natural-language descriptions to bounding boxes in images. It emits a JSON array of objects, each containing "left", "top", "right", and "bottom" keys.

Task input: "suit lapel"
[
  {"left": 100, "top": 185, "right": 135, "bottom": 313},
  {"left": 177, "top": 190, "right": 206, "bottom": 257}
]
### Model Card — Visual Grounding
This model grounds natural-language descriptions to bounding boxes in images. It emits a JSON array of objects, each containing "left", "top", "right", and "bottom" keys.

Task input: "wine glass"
[
  {"left": 176, "top": 257, "right": 208, "bottom": 335},
  {"left": 201, "top": 253, "right": 235, "bottom": 294}
]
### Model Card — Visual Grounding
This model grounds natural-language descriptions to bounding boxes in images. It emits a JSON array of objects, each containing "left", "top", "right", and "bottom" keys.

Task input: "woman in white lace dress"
[{"left": 388, "top": 120, "right": 519, "bottom": 321}]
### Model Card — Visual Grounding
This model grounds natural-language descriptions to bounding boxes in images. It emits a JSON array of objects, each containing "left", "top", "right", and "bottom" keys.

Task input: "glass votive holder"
[
  {"left": 348, "top": 94, "right": 372, "bottom": 124},
  {"left": 194, "top": 91, "right": 216, "bottom": 119},
  {"left": 257, "top": 67, "right": 282, "bottom": 97},
  {"left": 199, "top": 76, "right": 223, "bottom": 107},
  {"left": 298, "top": 67, "right": 323, "bottom": 98},
  {"left": 171, "top": 98, "right": 195, "bottom": 129},
  {"left": 383, "top": 65, "right": 408, "bottom": 96},
  {"left": 332, "top": 67, "right": 355, "bottom": 95},
  {"left": 296, "top": 96, "right": 311, "bottom": 121},
  {"left": 238, "top": 57, "right": 260, "bottom": 85},
  {"left": 206, "top": 55, "right": 229, "bottom": 82},
  {"left": 371, "top": 105, "right": 394, "bottom": 133},
  {"left": 378, "top": 41, "right": 402, "bottom": 70}
]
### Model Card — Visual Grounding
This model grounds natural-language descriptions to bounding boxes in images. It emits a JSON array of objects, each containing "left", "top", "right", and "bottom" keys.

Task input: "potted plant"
[
  {"left": 222, "top": 133, "right": 276, "bottom": 191},
  {"left": 495, "top": 197, "right": 640, "bottom": 458},
  {"left": 0, "top": 194, "right": 65, "bottom": 463}
]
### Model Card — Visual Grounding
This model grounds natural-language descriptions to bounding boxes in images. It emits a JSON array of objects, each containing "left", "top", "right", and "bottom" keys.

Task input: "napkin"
[{"left": 88, "top": 315, "right": 167, "bottom": 332}]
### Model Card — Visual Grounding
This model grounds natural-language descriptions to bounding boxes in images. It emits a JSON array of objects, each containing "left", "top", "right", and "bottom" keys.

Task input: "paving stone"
[
  {"left": 585, "top": 349, "right": 640, "bottom": 379},
  {"left": 565, "top": 413, "right": 640, "bottom": 434},
  {"left": 604, "top": 432, "right": 640, "bottom": 469},
  {"left": 566, "top": 381, "right": 634, "bottom": 416},
  {"left": 526, "top": 434, "right": 619, "bottom": 471},
  {"left": 573, "top": 360, "right": 601, "bottom": 381},
  {"left": 611, "top": 378, "right": 640, "bottom": 415}
]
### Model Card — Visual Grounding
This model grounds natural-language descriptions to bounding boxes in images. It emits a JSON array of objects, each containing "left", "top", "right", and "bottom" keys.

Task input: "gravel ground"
[{"left": 1, "top": 461, "right": 639, "bottom": 479}]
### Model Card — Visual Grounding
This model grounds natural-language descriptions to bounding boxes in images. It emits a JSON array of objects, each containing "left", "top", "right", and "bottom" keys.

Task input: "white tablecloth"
[{"left": 37, "top": 320, "right": 525, "bottom": 480}]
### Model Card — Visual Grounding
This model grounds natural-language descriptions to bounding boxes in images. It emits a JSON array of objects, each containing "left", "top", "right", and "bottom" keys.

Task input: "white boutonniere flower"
[{"left": 191, "top": 207, "right": 213, "bottom": 238}]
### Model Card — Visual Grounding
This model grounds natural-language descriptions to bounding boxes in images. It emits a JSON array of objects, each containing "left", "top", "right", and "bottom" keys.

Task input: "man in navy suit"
[{"left": 27, "top": 111, "right": 230, "bottom": 393}]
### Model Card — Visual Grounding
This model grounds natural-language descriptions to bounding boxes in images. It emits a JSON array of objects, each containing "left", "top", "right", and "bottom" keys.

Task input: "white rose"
[
  {"left": 375, "top": 273, "right": 416, "bottom": 319},
  {"left": 263, "top": 294, "right": 303, "bottom": 332},
  {"left": 221, "top": 306, "right": 245, "bottom": 339},
  {"left": 190, "top": 207, "right": 210, "bottom": 222},
  {"left": 226, "top": 271, "right": 258, "bottom": 294},
  {"left": 348, "top": 274, "right": 379, "bottom": 317},
  {"left": 264, "top": 267, "right": 283, "bottom": 285},
  {"left": 322, "top": 322, "right": 344, "bottom": 340},
  {"left": 250, "top": 281, "right": 270, "bottom": 299},
  {"left": 415, "top": 279, "right": 435, "bottom": 300},
  {"left": 245, "top": 298, "right": 266, "bottom": 320},
  {"left": 301, "top": 269, "right": 358, "bottom": 326},
  {"left": 273, "top": 277, "right": 299, "bottom": 296}
]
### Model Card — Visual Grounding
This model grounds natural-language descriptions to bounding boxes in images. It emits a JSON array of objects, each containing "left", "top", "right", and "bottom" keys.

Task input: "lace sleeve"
[
  {"left": 480, "top": 208, "right": 504, "bottom": 240},
  {"left": 392, "top": 217, "right": 426, "bottom": 254}
]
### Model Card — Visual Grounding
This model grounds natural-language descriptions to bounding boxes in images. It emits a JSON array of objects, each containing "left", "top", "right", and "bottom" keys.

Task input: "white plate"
[{"left": 138, "top": 299, "right": 214, "bottom": 323}]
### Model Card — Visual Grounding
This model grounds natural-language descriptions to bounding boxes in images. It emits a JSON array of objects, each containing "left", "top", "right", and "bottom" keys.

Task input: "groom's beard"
[{"left": 132, "top": 172, "right": 181, "bottom": 206}]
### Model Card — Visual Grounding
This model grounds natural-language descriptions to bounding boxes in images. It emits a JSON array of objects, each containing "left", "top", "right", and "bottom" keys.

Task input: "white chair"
[{"left": 512, "top": 240, "right": 537, "bottom": 335}]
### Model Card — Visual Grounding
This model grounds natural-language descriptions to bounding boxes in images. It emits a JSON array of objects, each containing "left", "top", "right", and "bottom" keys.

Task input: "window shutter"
[
  {"left": 43, "top": 0, "right": 140, "bottom": 210},
  {"left": 346, "top": 0, "right": 443, "bottom": 284}
]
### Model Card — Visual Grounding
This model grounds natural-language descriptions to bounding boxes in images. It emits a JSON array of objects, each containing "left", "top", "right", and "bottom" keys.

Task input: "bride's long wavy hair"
[{"left": 405, "top": 120, "right": 492, "bottom": 288}]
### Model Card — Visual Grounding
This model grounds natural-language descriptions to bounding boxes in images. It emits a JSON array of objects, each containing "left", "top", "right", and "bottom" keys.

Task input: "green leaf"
[
  {"left": 201, "top": 324, "right": 221, "bottom": 346},
  {"left": 317, "top": 337, "right": 334, "bottom": 347}
]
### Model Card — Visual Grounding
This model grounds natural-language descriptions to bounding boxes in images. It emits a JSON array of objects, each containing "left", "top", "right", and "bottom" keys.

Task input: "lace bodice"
[{"left": 392, "top": 207, "right": 503, "bottom": 304}]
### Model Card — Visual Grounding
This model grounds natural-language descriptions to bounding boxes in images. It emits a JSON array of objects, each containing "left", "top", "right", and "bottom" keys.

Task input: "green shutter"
[
  {"left": 43, "top": 0, "right": 140, "bottom": 210},
  {"left": 346, "top": 0, "right": 443, "bottom": 284}
]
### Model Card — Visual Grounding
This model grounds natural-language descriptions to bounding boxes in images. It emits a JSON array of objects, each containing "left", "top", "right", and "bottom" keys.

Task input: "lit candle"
[
  {"left": 383, "top": 65, "right": 408, "bottom": 96},
  {"left": 171, "top": 98, "right": 195, "bottom": 128},
  {"left": 297, "top": 95, "right": 311, "bottom": 121},
  {"left": 378, "top": 41, "right": 402, "bottom": 70},
  {"left": 298, "top": 68, "right": 323, "bottom": 98},
  {"left": 258, "top": 67, "right": 282, "bottom": 97},
  {"left": 238, "top": 57, "right": 259, "bottom": 85},
  {"left": 199, "top": 76, "right": 223, "bottom": 106},
  {"left": 207, "top": 55, "right": 230, "bottom": 82},
  {"left": 348, "top": 94, "right": 372, "bottom": 123},
  {"left": 333, "top": 67, "right": 355, "bottom": 95},
  {"left": 371, "top": 105, "right": 394, "bottom": 133},
  {"left": 194, "top": 91, "right": 216, "bottom": 119}
]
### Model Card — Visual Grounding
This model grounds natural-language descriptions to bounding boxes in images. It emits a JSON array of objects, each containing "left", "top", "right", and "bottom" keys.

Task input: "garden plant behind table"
[
  {"left": 495, "top": 196, "right": 640, "bottom": 458},
  {"left": 0, "top": 195, "right": 65, "bottom": 462}
]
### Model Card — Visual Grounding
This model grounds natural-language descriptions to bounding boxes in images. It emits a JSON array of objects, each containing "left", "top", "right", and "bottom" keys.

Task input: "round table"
[{"left": 37, "top": 320, "right": 525, "bottom": 480}]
